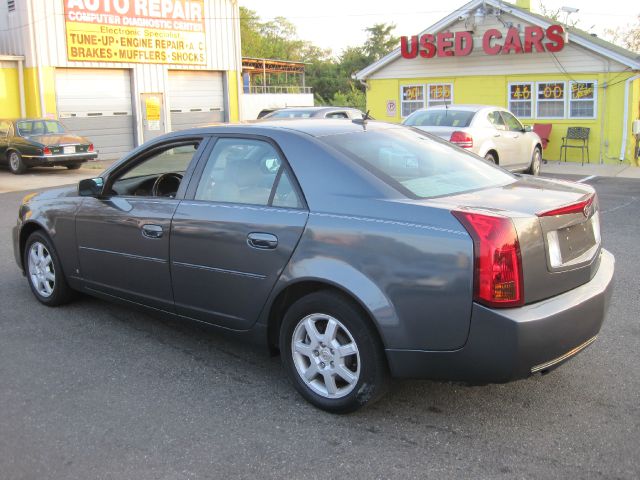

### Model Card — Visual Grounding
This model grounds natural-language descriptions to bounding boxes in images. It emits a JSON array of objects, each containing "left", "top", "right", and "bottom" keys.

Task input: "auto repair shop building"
[
  {"left": 0, "top": 0, "right": 241, "bottom": 159},
  {"left": 355, "top": 0, "right": 640, "bottom": 165}
]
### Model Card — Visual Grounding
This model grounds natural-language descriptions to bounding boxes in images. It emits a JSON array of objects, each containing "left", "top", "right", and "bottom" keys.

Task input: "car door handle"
[
  {"left": 141, "top": 224, "right": 163, "bottom": 239},
  {"left": 247, "top": 232, "right": 278, "bottom": 250}
]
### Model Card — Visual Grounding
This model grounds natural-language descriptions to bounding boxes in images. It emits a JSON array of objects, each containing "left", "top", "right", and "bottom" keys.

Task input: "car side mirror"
[
  {"left": 523, "top": 125, "right": 532, "bottom": 132},
  {"left": 78, "top": 177, "right": 105, "bottom": 197}
]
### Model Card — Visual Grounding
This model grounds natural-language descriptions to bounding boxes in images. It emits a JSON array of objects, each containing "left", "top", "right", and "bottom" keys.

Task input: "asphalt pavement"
[{"left": 0, "top": 174, "right": 638, "bottom": 479}]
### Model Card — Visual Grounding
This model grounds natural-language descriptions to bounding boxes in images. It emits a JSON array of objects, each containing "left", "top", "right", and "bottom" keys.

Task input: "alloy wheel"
[
  {"left": 28, "top": 241, "right": 55, "bottom": 298},
  {"left": 9, "top": 152, "right": 20, "bottom": 171},
  {"left": 291, "top": 313, "right": 360, "bottom": 399}
]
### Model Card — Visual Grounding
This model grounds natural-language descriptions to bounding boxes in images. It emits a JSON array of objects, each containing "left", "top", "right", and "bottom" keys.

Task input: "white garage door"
[
  {"left": 168, "top": 70, "right": 225, "bottom": 131},
  {"left": 55, "top": 68, "right": 135, "bottom": 160}
]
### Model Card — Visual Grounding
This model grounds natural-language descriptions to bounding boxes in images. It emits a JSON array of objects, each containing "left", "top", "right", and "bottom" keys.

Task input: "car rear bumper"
[
  {"left": 22, "top": 153, "right": 97, "bottom": 166},
  {"left": 386, "top": 248, "right": 615, "bottom": 382}
]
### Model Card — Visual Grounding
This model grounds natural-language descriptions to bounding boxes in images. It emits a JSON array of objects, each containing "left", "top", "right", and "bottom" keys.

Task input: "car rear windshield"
[
  {"left": 403, "top": 109, "right": 475, "bottom": 128},
  {"left": 267, "top": 110, "right": 314, "bottom": 118},
  {"left": 17, "top": 120, "right": 66, "bottom": 136},
  {"left": 321, "top": 127, "right": 515, "bottom": 199}
]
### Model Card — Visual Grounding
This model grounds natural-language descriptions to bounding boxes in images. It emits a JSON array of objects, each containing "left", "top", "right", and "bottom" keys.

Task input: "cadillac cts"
[{"left": 13, "top": 120, "right": 614, "bottom": 413}]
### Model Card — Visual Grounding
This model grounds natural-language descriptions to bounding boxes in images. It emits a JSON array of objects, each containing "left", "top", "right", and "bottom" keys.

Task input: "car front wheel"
[
  {"left": 24, "top": 231, "right": 74, "bottom": 306},
  {"left": 280, "top": 291, "right": 389, "bottom": 413},
  {"left": 8, "top": 151, "right": 27, "bottom": 174}
]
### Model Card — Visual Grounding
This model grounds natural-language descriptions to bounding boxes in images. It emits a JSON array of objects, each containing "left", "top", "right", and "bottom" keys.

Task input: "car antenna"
[{"left": 352, "top": 110, "right": 370, "bottom": 130}]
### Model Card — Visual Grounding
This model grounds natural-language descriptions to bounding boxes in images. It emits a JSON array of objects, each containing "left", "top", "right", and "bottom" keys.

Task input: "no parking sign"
[{"left": 386, "top": 100, "right": 397, "bottom": 117}]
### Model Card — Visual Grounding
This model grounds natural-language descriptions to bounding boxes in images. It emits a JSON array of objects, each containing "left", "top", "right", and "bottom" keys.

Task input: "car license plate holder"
[{"left": 63, "top": 146, "right": 76, "bottom": 154}]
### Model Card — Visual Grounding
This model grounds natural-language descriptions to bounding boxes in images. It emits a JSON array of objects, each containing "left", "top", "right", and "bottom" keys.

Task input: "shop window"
[
  {"left": 569, "top": 81, "right": 597, "bottom": 118},
  {"left": 508, "top": 83, "right": 533, "bottom": 118},
  {"left": 536, "top": 82, "right": 565, "bottom": 118},
  {"left": 401, "top": 85, "right": 425, "bottom": 117},
  {"left": 427, "top": 83, "right": 453, "bottom": 107}
]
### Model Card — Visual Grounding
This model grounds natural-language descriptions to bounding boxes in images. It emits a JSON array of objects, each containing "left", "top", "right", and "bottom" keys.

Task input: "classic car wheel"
[
  {"left": 280, "top": 291, "right": 389, "bottom": 413},
  {"left": 484, "top": 152, "right": 497, "bottom": 164},
  {"left": 24, "top": 231, "right": 74, "bottom": 306},
  {"left": 527, "top": 147, "right": 542, "bottom": 176},
  {"left": 8, "top": 151, "right": 27, "bottom": 175},
  {"left": 66, "top": 163, "right": 82, "bottom": 170}
]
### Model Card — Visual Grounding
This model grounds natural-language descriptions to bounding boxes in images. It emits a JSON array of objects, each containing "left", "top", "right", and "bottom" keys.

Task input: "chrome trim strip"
[
  {"left": 78, "top": 246, "right": 166, "bottom": 264},
  {"left": 171, "top": 261, "right": 266, "bottom": 280},
  {"left": 531, "top": 336, "right": 597, "bottom": 373},
  {"left": 22, "top": 153, "right": 98, "bottom": 159}
]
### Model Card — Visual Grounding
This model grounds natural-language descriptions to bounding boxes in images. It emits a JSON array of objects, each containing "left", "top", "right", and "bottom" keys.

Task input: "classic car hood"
[
  {"left": 26, "top": 134, "right": 89, "bottom": 145},
  {"left": 428, "top": 175, "right": 593, "bottom": 217}
]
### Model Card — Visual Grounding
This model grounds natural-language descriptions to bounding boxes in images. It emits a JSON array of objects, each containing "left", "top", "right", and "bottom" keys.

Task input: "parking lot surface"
[{"left": 0, "top": 174, "right": 638, "bottom": 479}]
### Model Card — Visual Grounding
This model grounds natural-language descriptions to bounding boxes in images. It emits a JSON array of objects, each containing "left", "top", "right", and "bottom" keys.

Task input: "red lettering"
[
  {"left": 545, "top": 24, "right": 565, "bottom": 52},
  {"left": 482, "top": 29, "right": 502, "bottom": 55},
  {"left": 502, "top": 27, "right": 523, "bottom": 54},
  {"left": 455, "top": 31, "right": 473, "bottom": 56},
  {"left": 524, "top": 26, "right": 545, "bottom": 53},
  {"left": 401, "top": 36, "right": 419, "bottom": 59},
  {"left": 419, "top": 34, "right": 436, "bottom": 58},
  {"left": 437, "top": 32, "right": 454, "bottom": 57}
]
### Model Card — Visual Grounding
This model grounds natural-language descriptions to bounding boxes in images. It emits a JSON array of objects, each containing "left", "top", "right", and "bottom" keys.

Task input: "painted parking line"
[{"left": 577, "top": 175, "right": 598, "bottom": 183}]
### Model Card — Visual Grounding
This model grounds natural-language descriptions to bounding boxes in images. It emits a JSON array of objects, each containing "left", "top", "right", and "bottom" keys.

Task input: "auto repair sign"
[{"left": 64, "top": 0, "right": 207, "bottom": 65}]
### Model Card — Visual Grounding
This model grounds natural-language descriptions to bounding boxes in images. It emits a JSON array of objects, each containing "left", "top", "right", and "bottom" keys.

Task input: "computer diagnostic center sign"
[{"left": 64, "top": 0, "right": 206, "bottom": 65}]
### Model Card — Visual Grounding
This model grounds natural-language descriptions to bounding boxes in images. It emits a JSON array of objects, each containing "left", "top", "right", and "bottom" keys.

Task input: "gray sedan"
[
  {"left": 403, "top": 105, "right": 543, "bottom": 174},
  {"left": 13, "top": 120, "right": 613, "bottom": 413}
]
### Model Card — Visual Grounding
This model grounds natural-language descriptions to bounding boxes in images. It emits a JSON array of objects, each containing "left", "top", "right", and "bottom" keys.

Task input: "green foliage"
[
  {"left": 239, "top": 7, "right": 398, "bottom": 108},
  {"left": 605, "top": 14, "right": 640, "bottom": 53}
]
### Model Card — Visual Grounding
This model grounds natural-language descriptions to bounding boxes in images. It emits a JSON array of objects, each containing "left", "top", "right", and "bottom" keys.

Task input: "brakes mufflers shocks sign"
[{"left": 400, "top": 25, "right": 565, "bottom": 59}]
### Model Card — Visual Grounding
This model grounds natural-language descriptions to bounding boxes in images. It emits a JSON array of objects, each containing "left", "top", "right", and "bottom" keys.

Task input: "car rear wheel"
[
  {"left": 24, "top": 231, "right": 74, "bottom": 306},
  {"left": 484, "top": 152, "right": 497, "bottom": 164},
  {"left": 526, "top": 147, "right": 542, "bottom": 175},
  {"left": 280, "top": 291, "right": 389, "bottom": 413},
  {"left": 66, "top": 163, "right": 82, "bottom": 170},
  {"left": 8, "top": 151, "right": 27, "bottom": 175}
]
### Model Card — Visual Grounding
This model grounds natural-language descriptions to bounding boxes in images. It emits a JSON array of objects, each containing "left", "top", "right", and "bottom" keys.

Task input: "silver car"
[{"left": 403, "top": 105, "right": 542, "bottom": 174}]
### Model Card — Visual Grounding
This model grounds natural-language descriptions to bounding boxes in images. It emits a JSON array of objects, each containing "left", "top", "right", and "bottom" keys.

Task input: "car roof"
[
  {"left": 415, "top": 104, "right": 504, "bottom": 113},
  {"left": 271, "top": 106, "right": 360, "bottom": 113},
  {"left": 170, "top": 119, "right": 400, "bottom": 139}
]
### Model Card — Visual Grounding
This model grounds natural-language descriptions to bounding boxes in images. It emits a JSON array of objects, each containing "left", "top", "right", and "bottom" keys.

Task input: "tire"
[
  {"left": 24, "top": 231, "right": 74, "bottom": 306},
  {"left": 66, "top": 163, "right": 82, "bottom": 170},
  {"left": 8, "top": 150, "right": 27, "bottom": 175},
  {"left": 484, "top": 152, "right": 497, "bottom": 164},
  {"left": 526, "top": 147, "right": 542, "bottom": 175},
  {"left": 279, "top": 290, "right": 389, "bottom": 413}
]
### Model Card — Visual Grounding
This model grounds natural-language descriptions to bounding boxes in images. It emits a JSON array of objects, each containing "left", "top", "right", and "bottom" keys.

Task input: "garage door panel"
[
  {"left": 168, "top": 70, "right": 225, "bottom": 131},
  {"left": 56, "top": 68, "right": 134, "bottom": 160}
]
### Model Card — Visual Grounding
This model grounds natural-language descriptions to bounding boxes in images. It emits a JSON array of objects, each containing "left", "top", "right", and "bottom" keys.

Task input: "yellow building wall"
[
  {"left": 227, "top": 70, "right": 240, "bottom": 122},
  {"left": 23, "top": 67, "right": 57, "bottom": 118},
  {"left": 367, "top": 72, "right": 639, "bottom": 165},
  {"left": 0, "top": 66, "right": 21, "bottom": 118}
]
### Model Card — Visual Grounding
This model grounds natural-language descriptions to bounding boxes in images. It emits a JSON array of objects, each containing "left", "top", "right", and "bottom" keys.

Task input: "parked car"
[
  {"left": 260, "top": 106, "right": 367, "bottom": 120},
  {"left": 0, "top": 118, "right": 97, "bottom": 174},
  {"left": 402, "top": 105, "right": 542, "bottom": 174},
  {"left": 13, "top": 120, "right": 613, "bottom": 413}
]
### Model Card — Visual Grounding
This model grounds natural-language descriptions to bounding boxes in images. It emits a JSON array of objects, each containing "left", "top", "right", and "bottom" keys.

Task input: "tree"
[
  {"left": 363, "top": 23, "right": 398, "bottom": 62},
  {"left": 605, "top": 15, "right": 640, "bottom": 53}
]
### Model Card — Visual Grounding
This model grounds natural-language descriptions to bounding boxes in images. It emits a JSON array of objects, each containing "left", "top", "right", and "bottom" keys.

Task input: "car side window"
[
  {"left": 487, "top": 111, "right": 506, "bottom": 130},
  {"left": 194, "top": 138, "right": 301, "bottom": 208},
  {"left": 326, "top": 112, "right": 349, "bottom": 119},
  {"left": 110, "top": 142, "right": 200, "bottom": 197},
  {"left": 500, "top": 111, "right": 524, "bottom": 132}
]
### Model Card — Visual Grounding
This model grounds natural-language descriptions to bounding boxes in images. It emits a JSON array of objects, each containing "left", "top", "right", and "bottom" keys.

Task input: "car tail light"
[
  {"left": 43, "top": 146, "right": 52, "bottom": 155},
  {"left": 536, "top": 193, "right": 595, "bottom": 217},
  {"left": 452, "top": 210, "right": 524, "bottom": 308},
  {"left": 450, "top": 131, "right": 473, "bottom": 148},
  {"left": 88, "top": 144, "right": 95, "bottom": 153}
]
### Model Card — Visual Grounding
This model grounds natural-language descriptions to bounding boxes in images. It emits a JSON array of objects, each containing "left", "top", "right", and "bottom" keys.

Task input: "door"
[
  {"left": 168, "top": 70, "right": 225, "bottom": 130},
  {"left": 141, "top": 93, "right": 166, "bottom": 143},
  {"left": 75, "top": 138, "right": 205, "bottom": 310},
  {"left": 170, "top": 137, "right": 308, "bottom": 330},
  {"left": 486, "top": 110, "right": 515, "bottom": 166},
  {"left": 56, "top": 68, "right": 135, "bottom": 160},
  {"left": 500, "top": 110, "right": 530, "bottom": 169}
]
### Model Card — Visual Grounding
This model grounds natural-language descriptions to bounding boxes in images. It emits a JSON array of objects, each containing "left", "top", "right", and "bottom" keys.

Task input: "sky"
[{"left": 238, "top": 0, "right": 637, "bottom": 56}]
